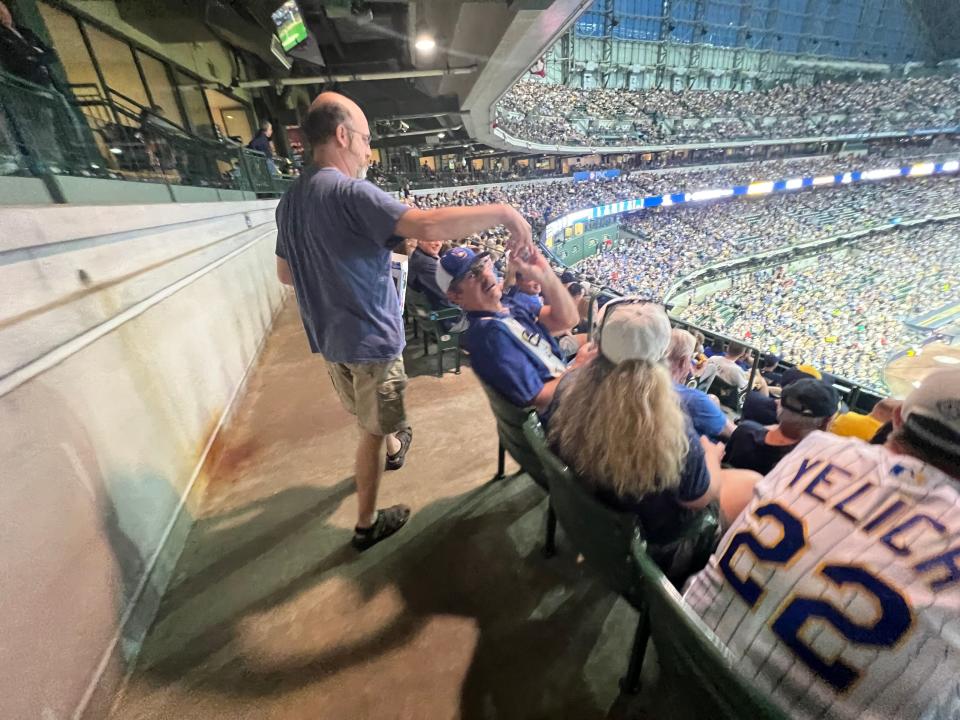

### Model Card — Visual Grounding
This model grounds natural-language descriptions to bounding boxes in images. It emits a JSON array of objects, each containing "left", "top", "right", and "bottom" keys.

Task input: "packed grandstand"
[
  {"left": 495, "top": 74, "right": 960, "bottom": 146},
  {"left": 410, "top": 144, "right": 960, "bottom": 394},
  {"left": 673, "top": 219, "right": 960, "bottom": 389}
]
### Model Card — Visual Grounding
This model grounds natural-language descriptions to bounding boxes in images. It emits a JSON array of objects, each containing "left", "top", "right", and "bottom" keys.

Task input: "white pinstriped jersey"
[{"left": 683, "top": 431, "right": 960, "bottom": 720}]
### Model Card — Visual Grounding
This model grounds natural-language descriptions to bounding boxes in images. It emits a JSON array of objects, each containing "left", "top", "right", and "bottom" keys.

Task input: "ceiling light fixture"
[{"left": 415, "top": 35, "right": 436, "bottom": 52}]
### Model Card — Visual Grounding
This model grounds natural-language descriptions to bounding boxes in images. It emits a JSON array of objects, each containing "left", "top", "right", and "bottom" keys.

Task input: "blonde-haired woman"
[{"left": 548, "top": 300, "right": 756, "bottom": 545}]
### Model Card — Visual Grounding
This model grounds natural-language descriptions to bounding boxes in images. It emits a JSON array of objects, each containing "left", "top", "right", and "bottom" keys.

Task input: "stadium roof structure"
[
  {"left": 458, "top": 0, "right": 960, "bottom": 152},
  {"left": 253, "top": 0, "right": 592, "bottom": 152},
  {"left": 573, "top": 0, "right": 938, "bottom": 66},
  {"left": 238, "top": 1, "right": 960, "bottom": 154}
]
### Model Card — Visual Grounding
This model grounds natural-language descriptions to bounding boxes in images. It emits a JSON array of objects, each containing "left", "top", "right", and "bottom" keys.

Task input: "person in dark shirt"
[
  {"left": 248, "top": 120, "right": 277, "bottom": 175},
  {"left": 759, "top": 352, "right": 783, "bottom": 387},
  {"left": 724, "top": 378, "right": 839, "bottom": 475},
  {"left": 740, "top": 364, "right": 822, "bottom": 425},
  {"left": 248, "top": 121, "right": 273, "bottom": 155},
  {"left": 408, "top": 239, "right": 456, "bottom": 310},
  {"left": 0, "top": 2, "right": 56, "bottom": 87},
  {"left": 407, "top": 238, "right": 462, "bottom": 330}
]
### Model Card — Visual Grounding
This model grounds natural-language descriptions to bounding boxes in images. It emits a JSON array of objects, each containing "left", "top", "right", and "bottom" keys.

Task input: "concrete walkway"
[{"left": 110, "top": 300, "right": 648, "bottom": 720}]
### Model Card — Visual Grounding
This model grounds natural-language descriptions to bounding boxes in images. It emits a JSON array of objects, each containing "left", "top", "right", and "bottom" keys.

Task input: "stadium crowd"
[
  {"left": 674, "top": 220, "right": 960, "bottom": 389},
  {"left": 577, "top": 175, "right": 959, "bottom": 295},
  {"left": 495, "top": 74, "right": 960, "bottom": 146},
  {"left": 408, "top": 142, "right": 957, "bottom": 247},
  {"left": 573, "top": 176, "right": 960, "bottom": 390},
  {"left": 400, "top": 140, "right": 960, "bottom": 396}
]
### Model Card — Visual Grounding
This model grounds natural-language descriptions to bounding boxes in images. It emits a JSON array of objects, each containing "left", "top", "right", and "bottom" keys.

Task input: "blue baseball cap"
[{"left": 436, "top": 247, "right": 489, "bottom": 293}]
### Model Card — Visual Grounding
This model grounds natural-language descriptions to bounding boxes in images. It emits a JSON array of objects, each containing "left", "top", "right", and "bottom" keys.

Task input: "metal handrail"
[
  {"left": 0, "top": 69, "right": 290, "bottom": 198},
  {"left": 535, "top": 235, "right": 884, "bottom": 414}
]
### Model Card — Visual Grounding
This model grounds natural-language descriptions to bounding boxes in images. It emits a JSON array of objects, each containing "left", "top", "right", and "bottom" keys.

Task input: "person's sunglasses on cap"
[{"left": 594, "top": 296, "right": 664, "bottom": 346}]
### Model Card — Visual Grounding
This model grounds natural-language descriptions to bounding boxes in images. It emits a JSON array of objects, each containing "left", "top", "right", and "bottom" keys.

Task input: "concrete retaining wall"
[{"left": 0, "top": 199, "right": 284, "bottom": 719}]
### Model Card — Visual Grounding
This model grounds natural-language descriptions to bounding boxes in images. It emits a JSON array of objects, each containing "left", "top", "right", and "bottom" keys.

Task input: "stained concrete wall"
[{"left": 0, "top": 199, "right": 284, "bottom": 719}]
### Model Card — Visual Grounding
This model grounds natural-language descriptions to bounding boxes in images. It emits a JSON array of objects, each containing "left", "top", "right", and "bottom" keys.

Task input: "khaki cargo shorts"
[{"left": 325, "top": 356, "right": 408, "bottom": 436}]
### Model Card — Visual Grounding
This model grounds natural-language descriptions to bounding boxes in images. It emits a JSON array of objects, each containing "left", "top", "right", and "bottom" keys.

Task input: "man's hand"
[
  {"left": 514, "top": 247, "right": 578, "bottom": 333},
  {"left": 700, "top": 436, "right": 725, "bottom": 463},
  {"left": 510, "top": 247, "right": 552, "bottom": 284},
  {"left": 499, "top": 205, "right": 534, "bottom": 259},
  {"left": 571, "top": 340, "right": 598, "bottom": 369}
]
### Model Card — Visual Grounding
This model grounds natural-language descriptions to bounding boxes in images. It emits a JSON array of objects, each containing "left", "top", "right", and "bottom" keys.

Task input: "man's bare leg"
[
  {"left": 352, "top": 428, "right": 411, "bottom": 550},
  {"left": 355, "top": 429, "right": 386, "bottom": 528}
]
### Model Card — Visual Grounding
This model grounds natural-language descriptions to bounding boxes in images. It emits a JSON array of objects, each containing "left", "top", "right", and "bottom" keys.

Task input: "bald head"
[
  {"left": 305, "top": 92, "right": 364, "bottom": 145},
  {"left": 304, "top": 91, "right": 372, "bottom": 179}
]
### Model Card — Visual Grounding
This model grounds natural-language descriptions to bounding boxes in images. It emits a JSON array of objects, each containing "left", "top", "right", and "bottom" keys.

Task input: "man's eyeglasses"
[
  {"left": 451, "top": 256, "right": 491, "bottom": 291},
  {"left": 344, "top": 125, "right": 371, "bottom": 146}
]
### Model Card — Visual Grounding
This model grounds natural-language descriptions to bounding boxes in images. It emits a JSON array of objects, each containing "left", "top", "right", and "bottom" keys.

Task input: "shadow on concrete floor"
[
  {"left": 118, "top": 474, "right": 651, "bottom": 719},
  {"left": 110, "top": 303, "right": 654, "bottom": 720}
]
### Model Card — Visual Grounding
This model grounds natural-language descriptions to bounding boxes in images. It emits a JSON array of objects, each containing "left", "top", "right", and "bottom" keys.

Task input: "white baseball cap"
[
  {"left": 902, "top": 367, "right": 960, "bottom": 457},
  {"left": 599, "top": 300, "right": 672, "bottom": 365}
]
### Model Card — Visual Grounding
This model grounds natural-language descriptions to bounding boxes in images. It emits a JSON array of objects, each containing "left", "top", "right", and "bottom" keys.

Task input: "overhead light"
[
  {"left": 109, "top": 147, "right": 123, "bottom": 155},
  {"left": 437, "top": 132, "right": 445, "bottom": 138},
  {"left": 415, "top": 35, "right": 436, "bottom": 52}
]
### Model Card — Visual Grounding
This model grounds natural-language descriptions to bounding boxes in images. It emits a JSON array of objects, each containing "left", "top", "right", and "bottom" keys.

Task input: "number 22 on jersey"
[{"left": 718, "top": 502, "right": 913, "bottom": 692}]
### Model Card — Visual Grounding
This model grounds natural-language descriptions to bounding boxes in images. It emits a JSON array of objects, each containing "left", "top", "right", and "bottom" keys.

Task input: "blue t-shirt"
[
  {"left": 674, "top": 383, "right": 727, "bottom": 438},
  {"left": 275, "top": 167, "right": 410, "bottom": 363},
  {"left": 503, "top": 286, "right": 544, "bottom": 316},
  {"left": 463, "top": 296, "right": 564, "bottom": 407}
]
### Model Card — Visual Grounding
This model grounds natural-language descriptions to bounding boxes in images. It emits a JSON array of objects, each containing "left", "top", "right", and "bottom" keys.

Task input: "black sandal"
[
  {"left": 385, "top": 427, "right": 413, "bottom": 470},
  {"left": 351, "top": 505, "right": 411, "bottom": 551}
]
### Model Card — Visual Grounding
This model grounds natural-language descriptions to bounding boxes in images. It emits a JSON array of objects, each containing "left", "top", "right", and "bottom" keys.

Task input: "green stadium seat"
[
  {"left": 478, "top": 382, "right": 558, "bottom": 557},
  {"left": 701, "top": 374, "right": 745, "bottom": 413},
  {"left": 405, "top": 288, "right": 463, "bottom": 377},
  {"left": 631, "top": 535, "right": 790, "bottom": 720},
  {"left": 521, "top": 413, "right": 649, "bottom": 693}
]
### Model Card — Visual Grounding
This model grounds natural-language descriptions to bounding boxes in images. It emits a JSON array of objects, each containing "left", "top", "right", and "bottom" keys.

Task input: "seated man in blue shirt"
[
  {"left": 437, "top": 246, "right": 586, "bottom": 413},
  {"left": 502, "top": 269, "right": 544, "bottom": 316},
  {"left": 665, "top": 328, "right": 735, "bottom": 439}
]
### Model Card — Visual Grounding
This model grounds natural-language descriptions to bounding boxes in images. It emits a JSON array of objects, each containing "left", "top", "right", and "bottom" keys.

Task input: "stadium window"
[
  {"left": 174, "top": 70, "right": 216, "bottom": 138},
  {"left": 136, "top": 51, "right": 186, "bottom": 129},
  {"left": 205, "top": 89, "right": 254, "bottom": 144},
  {"left": 82, "top": 24, "right": 149, "bottom": 109},
  {"left": 36, "top": 2, "right": 100, "bottom": 93}
]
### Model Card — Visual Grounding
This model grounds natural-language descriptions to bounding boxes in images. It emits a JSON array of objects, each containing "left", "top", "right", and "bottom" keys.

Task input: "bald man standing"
[{"left": 276, "top": 92, "right": 534, "bottom": 550}]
